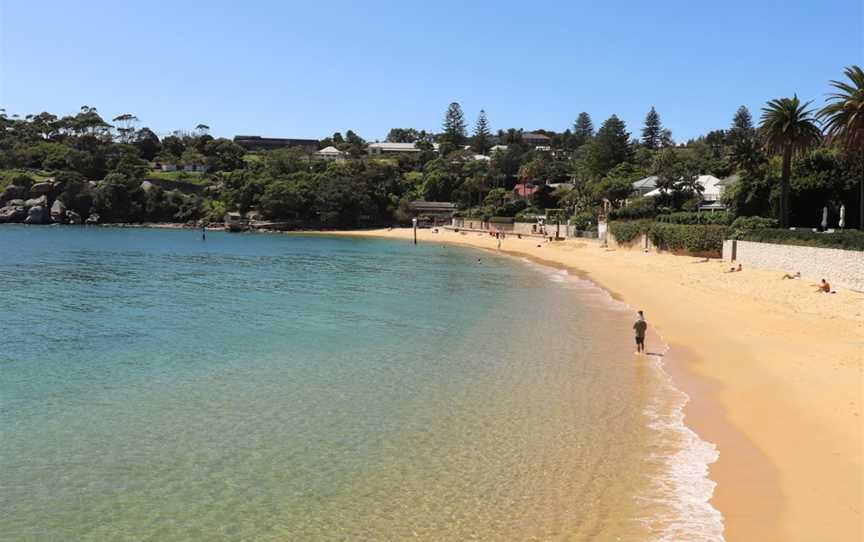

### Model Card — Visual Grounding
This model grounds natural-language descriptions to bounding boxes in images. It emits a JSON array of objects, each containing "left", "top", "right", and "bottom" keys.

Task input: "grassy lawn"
[
  {"left": 0, "top": 169, "right": 53, "bottom": 190},
  {"left": 242, "top": 153, "right": 263, "bottom": 164}
]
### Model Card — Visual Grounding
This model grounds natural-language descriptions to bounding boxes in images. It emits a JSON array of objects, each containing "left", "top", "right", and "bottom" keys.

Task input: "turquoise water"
[{"left": 0, "top": 226, "right": 722, "bottom": 541}]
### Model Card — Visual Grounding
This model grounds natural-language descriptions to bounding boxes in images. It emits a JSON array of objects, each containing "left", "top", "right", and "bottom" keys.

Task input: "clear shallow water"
[{"left": 0, "top": 226, "right": 722, "bottom": 541}]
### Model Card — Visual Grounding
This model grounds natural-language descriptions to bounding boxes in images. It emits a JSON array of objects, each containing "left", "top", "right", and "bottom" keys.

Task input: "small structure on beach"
[
  {"left": 408, "top": 201, "right": 456, "bottom": 226},
  {"left": 224, "top": 212, "right": 247, "bottom": 232}
]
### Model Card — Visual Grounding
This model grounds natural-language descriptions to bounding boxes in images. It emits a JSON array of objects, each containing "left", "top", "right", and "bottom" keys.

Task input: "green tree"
[
  {"left": 730, "top": 106, "right": 755, "bottom": 142},
  {"left": 386, "top": 128, "right": 421, "bottom": 143},
  {"left": 819, "top": 65, "right": 864, "bottom": 229},
  {"left": 572, "top": 112, "right": 594, "bottom": 148},
  {"left": 441, "top": 102, "right": 467, "bottom": 151},
  {"left": 472, "top": 110, "right": 492, "bottom": 154},
  {"left": 112, "top": 114, "right": 139, "bottom": 144},
  {"left": 641, "top": 107, "right": 662, "bottom": 149},
  {"left": 582, "top": 115, "right": 631, "bottom": 179},
  {"left": 134, "top": 128, "right": 161, "bottom": 161},
  {"left": 760, "top": 96, "right": 822, "bottom": 227}
]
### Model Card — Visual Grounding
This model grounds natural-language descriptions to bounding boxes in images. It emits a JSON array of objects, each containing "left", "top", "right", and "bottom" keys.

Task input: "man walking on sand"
[{"left": 633, "top": 311, "right": 647, "bottom": 354}]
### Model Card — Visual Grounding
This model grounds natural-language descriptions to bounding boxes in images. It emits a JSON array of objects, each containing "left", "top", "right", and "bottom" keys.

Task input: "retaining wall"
[
  {"left": 723, "top": 240, "right": 864, "bottom": 291},
  {"left": 451, "top": 218, "right": 596, "bottom": 239}
]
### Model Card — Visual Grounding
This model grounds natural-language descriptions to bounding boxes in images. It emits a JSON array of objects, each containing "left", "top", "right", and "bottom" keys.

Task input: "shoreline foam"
[
  {"left": 524, "top": 259, "right": 725, "bottom": 540},
  {"left": 328, "top": 227, "right": 863, "bottom": 542}
]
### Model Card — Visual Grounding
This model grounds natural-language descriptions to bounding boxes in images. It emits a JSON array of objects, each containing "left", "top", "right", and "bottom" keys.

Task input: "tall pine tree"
[
  {"left": 584, "top": 115, "right": 631, "bottom": 178},
  {"left": 441, "top": 102, "right": 467, "bottom": 150},
  {"left": 472, "top": 109, "right": 492, "bottom": 154},
  {"left": 729, "top": 105, "right": 755, "bottom": 141},
  {"left": 641, "top": 106, "right": 662, "bottom": 149},
  {"left": 573, "top": 112, "right": 594, "bottom": 147}
]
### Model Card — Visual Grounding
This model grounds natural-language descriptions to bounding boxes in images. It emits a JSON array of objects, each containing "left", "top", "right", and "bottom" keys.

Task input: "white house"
[
  {"left": 314, "top": 146, "right": 346, "bottom": 161},
  {"left": 643, "top": 174, "right": 728, "bottom": 210},
  {"left": 631, "top": 176, "right": 658, "bottom": 197},
  {"left": 368, "top": 142, "right": 422, "bottom": 155}
]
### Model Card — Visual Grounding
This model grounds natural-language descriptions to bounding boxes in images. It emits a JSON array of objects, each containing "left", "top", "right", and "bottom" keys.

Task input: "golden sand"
[{"left": 330, "top": 228, "right": 863, "bottom": 542}]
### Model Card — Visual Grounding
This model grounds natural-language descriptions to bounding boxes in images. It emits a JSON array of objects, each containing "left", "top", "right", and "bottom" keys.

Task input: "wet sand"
[{"left": 327, "top": 228, "right": 864, "bottom": 542}]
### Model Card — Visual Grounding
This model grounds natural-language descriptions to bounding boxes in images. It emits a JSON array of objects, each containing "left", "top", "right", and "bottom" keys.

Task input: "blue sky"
[{"left": 1, "top": 0, "right": 861, "bottom": 143}]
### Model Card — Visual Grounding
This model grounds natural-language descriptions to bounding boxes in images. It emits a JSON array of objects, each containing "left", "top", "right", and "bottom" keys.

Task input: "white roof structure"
[
  {"left": 473, "top": 154, "right": 491, "bottom": 161},
  {"left": 315, "top": 146, "right": 344, "bottom": 156},
  {"left": 368, "top": 142, "right": 421, "bottom": 153},
  {"left": 644, "top": 175, "right": 725, "bottom": 201},
  {"left": 490, "top": 145, "right": 509, "bottom": 153},
  {"left": 632, "top": 176, "right": 658, "bottom": 192}
]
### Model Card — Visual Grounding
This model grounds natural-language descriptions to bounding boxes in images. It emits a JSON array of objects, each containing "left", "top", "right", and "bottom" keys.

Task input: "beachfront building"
[
  {"left": 514, "top": 183, "right": 538, "bottom": 199},
  {"left": 631, "top": 176, "right": 658, "bottom": 197},
  {"left": 408, "top": 201, "right": 456, "bottom": 225},
  {"left": 314, "top": 146, "right": 346, "bottom": 161},
  {"left": 367, "top": 142, "right": 422, "bottom": 155},
  {"left": 233, "top": 135, "right": 319, "bottom": 153},
  {"left": 153, "top": 161, "right": 208, "bottom": 173},
  {"left": 521, "top": 132, "right": 552, "bottom": 147},
  {"left": 643, "top": 174, "right": 729, "bottom": 210}
]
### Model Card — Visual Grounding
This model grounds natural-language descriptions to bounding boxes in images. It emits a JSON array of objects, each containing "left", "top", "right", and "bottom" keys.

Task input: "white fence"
[{"left": 723, "top": 240, "right": 864, "bottom": 291}]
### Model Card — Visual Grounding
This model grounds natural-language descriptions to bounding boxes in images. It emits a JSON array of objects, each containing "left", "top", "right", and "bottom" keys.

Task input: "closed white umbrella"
[
  {"left": 839, "top": 205, "right": 846, "bottom": 229},
  {"left": 821, "top": 207, "right": 828, "bottom": 230}
]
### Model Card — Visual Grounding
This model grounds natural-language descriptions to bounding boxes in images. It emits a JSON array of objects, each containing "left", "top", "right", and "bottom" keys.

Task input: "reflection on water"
[{"left": 0, "top": 226, "right": 720, "bottom": 541}]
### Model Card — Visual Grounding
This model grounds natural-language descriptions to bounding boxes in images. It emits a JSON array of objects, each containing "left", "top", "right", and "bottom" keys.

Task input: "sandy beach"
[{"left": 329, "top": 228, "right": 863, "bottom": 542}]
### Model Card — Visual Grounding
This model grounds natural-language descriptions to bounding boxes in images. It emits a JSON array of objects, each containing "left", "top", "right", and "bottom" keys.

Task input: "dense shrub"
[
  {"left": 570, "top": 210, "right": 596, "bottom": 231},
  {"left": 649, "top": 223, "right": 728, "bottom": 253},
  {"left": 728, "top": 216, "right": 780, "bottom": 239},
  {"left": 514, "top": 207, "right": 544, "bottom": 222},
  {"left": 609, "top": 220, "right": 652, "bottom": 243},
  {"left": 608, "top": 205, "right": 657, "bottom": 221},
  {"left": 656, "top": 211, "right": 733, "bottom": 225},
  {"left": 740, "top": 228, "right": 864, "bottom": 251}
]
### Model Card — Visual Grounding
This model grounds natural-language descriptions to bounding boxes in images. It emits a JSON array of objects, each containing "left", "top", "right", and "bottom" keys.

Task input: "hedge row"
[
  {"left": 608, "top": 220, "right": 653, "bottom": 243},
  {"left": 656, "top": 211, "right": 733, "bottom": 225},
  {"left": 649, "top": 223, "right": 729, "bottom": 253},
  {"left": 609, "top": 221, "right": 728, "bottom": 253},
  {"left": 608, "top": 206, "right": 657, "bottom": 221},
  {"left": 740, "top": 228, "right": 864, "bottom": 251}
]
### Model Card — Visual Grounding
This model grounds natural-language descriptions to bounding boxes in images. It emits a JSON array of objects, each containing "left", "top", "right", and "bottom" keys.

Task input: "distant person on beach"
[
  {"left": 782, "top": 271, "right": 801, "bottom": 280},
  {"left": 633, "top": 311, "right": 647, "bottom": 354},
  {"left": 725, "top": 264, "right": 742, "bottom": 273},
  {"left": 816, "top": 279, "right": 832, "bottom": 293}
]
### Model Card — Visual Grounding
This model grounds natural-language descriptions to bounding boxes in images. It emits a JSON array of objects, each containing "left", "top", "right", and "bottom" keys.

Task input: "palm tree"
[
  {"left": 759, "top": 96, "right": 822, "bottom": 227},
  {"left": 819, "top": 65, "right": 864, "bottom": 230}
]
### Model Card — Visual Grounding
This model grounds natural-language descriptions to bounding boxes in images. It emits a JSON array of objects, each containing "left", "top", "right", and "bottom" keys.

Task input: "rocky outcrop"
[
  {"left": 0, "top": 205, "right": 27, "bottom": 223},
  {"left": 66, "top": 211, "right": 83, "bottom": 224},
  {"left": 140, "top": 180, "right": 154, "bottom": 192},
  {"left": 30, "top": 181, "right": 54, "bottom": 195},
  {"left": 50, "top": 200, "right": 67, "bottom": 223},
  {"left": 24, "top": 205, "right": 49, "bottom": 224},
  {"left": 1, "top": 184, "right": 28, "bottom": 203},
  {"left": 85, "top": 213, "right": 100, "bottom": 225},
  {"left": 24, "top": 195, "right": 48, "bottom": 208}
]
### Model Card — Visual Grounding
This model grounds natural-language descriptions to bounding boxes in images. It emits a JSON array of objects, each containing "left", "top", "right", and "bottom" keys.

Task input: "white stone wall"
[{"left": 723, "top": 240, "right": 864, "bottom": 291}]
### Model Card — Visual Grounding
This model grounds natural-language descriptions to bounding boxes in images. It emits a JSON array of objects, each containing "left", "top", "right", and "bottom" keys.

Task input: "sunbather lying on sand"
[
  {"left": 725, "top": 264, "right": 742, "bottom": 273},
  {"left": 782, "top": 272, "right": 801, "bottom": 280}
]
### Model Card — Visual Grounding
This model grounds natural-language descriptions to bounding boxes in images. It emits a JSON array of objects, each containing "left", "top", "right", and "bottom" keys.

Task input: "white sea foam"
[{"left": 516, "top": 255, "right": 726, "bottom": 541}]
